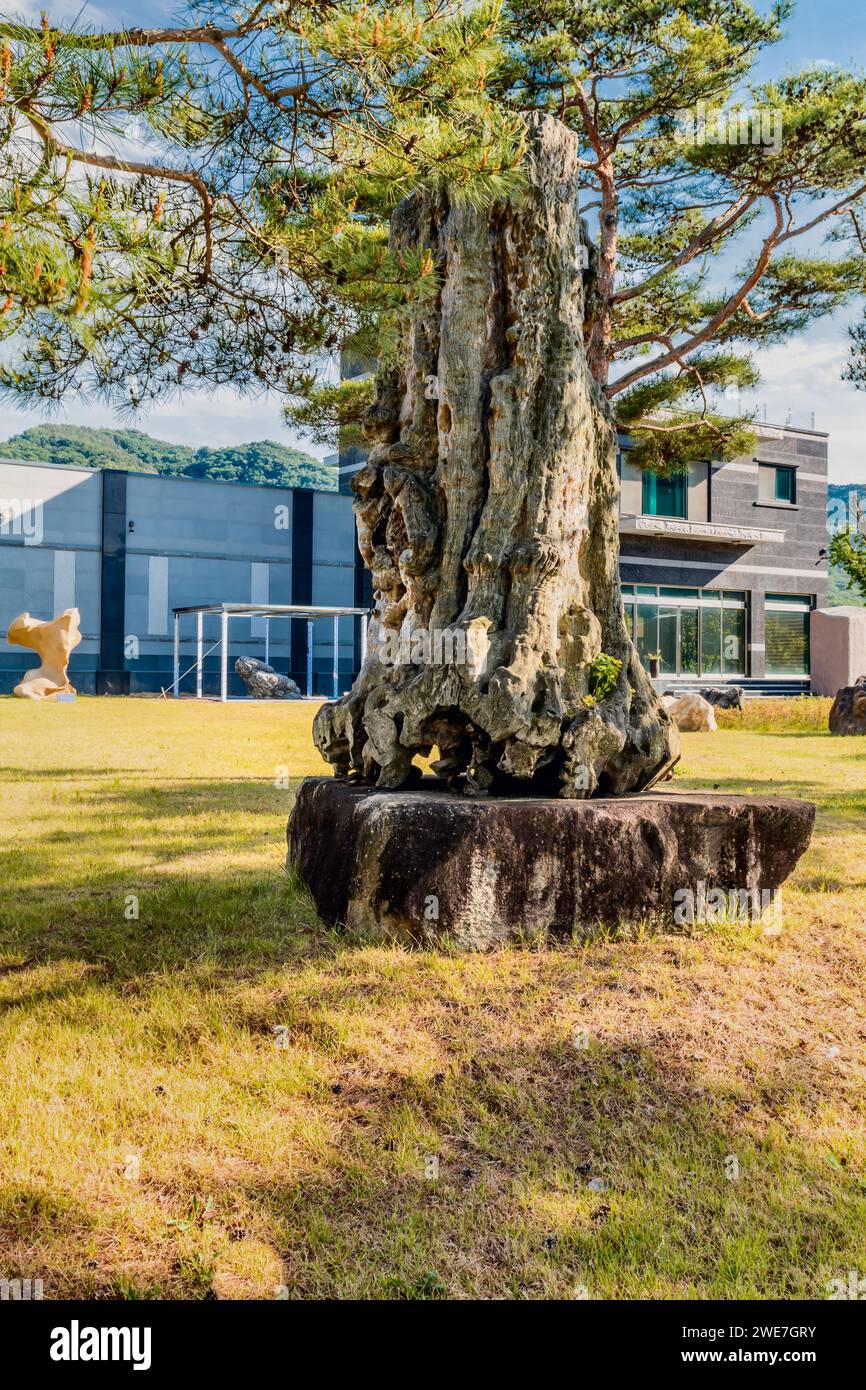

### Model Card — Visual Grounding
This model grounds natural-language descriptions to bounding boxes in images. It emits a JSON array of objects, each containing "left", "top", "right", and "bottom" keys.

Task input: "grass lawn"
[{"left": 1, "top": 695, "right": 864, "bottom": 1300}]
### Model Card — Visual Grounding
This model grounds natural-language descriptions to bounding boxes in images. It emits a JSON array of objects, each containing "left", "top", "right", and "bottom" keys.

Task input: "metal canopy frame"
[{"left": 170, "top": 602, "right": 370, "bottom": 702}]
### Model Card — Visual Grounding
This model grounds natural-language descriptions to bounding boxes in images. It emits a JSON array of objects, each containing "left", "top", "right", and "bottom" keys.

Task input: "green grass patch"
[
  {"left": 716, "top": 696, "right": 833, "bottom": 734},
  {"left": 0, "top": 696, "right": 864, "bottom": 1299}
]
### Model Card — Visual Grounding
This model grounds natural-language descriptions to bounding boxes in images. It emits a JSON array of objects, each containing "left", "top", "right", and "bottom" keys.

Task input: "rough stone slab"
[
  {"left": 287, "top": 777, "right": 815, "bottom": 951},
  {"left": 829, "top": 675, "right": 866, "bottom": 735}
]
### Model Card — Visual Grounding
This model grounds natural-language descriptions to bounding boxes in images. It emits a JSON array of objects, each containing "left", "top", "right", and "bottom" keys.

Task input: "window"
[
  {"left": 765, "top": 594, "right": 811, "bottom": 675},
  {"left": 642, "top": 471, "right": 687, "bottom": 518},
  {"left": 775, "top": 466, "right": 796, "bottom": 503},
  {"left": 758, "top": 463, "right": 797, "bottom": 506},
  {"left": 700, "top": 606, "right": 722, "bottom": 674},
  {"left": 658, "top": 607, "right": 678, "bottom": 673},
  {"left": 723, "top": 606, "right": 746, "bottom": 674},
  {"left": 635, "top": 603, "right": 657, "bottom": 665},
  {"left": 680, "top": 608, "right": 699, "bottom": 674},
  {"left": 621, "top": 586, "right": 747, "bottom": 677}
]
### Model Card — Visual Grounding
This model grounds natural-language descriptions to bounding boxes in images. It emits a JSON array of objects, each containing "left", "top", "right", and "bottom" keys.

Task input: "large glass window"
[
  {"left": 658, "top": 608, "right": 678, "bottom": 675},
  {"left": 635, "top": 603, "right": 657, "bottom": 665},
  {"left": 621, "top": 586, "right": 748, "bottom": 677},
  {"left": 765, "top": 595, "right": 811, "bottom": 674},
  {"left": 642, "top": 471, "right": 687, "bottom": 518},
  {"left": 722, "top": 606, "right": 746, "bottom": 675},
  {"left": 680, "top": 608, "right": 699, "bottom": 673},
  {"left": 700, "top": 606, "right": 722, "bottom": 674}
]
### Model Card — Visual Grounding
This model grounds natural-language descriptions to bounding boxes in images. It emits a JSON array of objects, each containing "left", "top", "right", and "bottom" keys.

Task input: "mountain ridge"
[{"left": 0, "top": 424, "right": 336, "bottom": 492}]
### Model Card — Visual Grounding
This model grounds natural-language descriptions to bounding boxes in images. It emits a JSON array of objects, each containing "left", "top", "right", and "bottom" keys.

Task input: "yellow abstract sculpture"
[{"left": 6, "top": 608, "right": 82, "bottom": 700}]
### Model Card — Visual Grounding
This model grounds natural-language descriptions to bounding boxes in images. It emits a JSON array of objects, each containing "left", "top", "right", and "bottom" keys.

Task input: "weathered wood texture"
[{"left": 315, "top": 114, "right": 679, "bottom": 797}]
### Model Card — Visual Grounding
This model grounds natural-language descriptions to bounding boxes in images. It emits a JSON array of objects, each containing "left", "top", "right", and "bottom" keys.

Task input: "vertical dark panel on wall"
[
  {"left": 290, "top": 489, "right": 314, "bottom": 689},
  {"left": 97, "top": 469, "right": 129, "bottom": 695}
]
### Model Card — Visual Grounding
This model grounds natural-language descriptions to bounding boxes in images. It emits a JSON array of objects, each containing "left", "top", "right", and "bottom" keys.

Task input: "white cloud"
[
  {"left": 738, "top": 324, "right": 866, "bottom": 484},
  {"left": 14, "top": 0, "right": 112, "bottom": 24}
]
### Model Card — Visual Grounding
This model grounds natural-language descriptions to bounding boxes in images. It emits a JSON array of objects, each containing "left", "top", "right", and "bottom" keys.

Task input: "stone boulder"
[
  {"left": 663, "top": 692, "right": 717, "bottom": 733},
  {"left": 829, "top": 675, "right": 866, "bottom": 735},
  {"left": 699, "top": 685, "right": 744, "bottom": 710},
  {"left": 235, "top": 657, "right": 301, "bottom": 699},
  {"left": 287, "top": 778, "right": 816, "bottom": 949}
]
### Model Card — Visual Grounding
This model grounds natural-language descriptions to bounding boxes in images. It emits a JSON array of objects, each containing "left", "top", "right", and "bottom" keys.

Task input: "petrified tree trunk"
[{"left": 315, "top": 114, "right": 679, "bottom": 798}]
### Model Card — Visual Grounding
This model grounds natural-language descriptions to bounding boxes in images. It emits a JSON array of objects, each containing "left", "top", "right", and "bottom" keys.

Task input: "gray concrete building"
[
  {"left": 0, "top": 459, "right": 368, "bottom": 697},
  {"left": 2, "top": 416, "right": 828, "bottom": 698}
]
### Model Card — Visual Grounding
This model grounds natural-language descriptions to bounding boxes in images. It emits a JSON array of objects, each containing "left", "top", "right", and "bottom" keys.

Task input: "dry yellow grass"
[{"left": 0, "top": 696, "right": 864, "bottom": 1299}]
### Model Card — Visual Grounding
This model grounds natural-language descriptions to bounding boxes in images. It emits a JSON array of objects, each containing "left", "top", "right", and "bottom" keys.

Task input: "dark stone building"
[{"left": 618, "top": 421, "right": 828, "bottom": 692}]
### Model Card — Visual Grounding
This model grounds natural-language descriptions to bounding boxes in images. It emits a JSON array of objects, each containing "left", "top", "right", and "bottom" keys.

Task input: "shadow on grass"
[
  {"left": 0, "top": 776, "right": 327, "bottom": 977},
  {"left": 238, "top": 1038, "right": 861, "bottom": 1300},
  {"left": 0, "top": 1182, "right": 98, "bottom": 1248},
  {"left": 18, "top": 1030, "right": 850, "bottom": 1301},
  {"left": 2, "top": 718, "right": 863, "bottom": 1298},
  {"left": 676, "top": 773, "right": 866, "bottom": 814}
]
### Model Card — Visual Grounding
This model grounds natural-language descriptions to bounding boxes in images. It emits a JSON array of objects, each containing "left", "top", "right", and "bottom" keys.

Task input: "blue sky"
[{"left": 2, "top": 0, "right": 864, "bottom": 481}]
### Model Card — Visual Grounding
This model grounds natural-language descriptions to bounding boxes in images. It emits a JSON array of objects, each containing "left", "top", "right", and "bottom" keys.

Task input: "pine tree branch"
[
  {"left": 610, "top": 330, "right": 675, "bottom": 352},
  {"left": 20, "top": 105, "right": 214, "bottom": 282},
  {"left": 613, "top": 191, "right": 756, "bottom": 306},
  {"left": 608, "top": 194, "right": 783, "bottom": 398},
  {"left": 848, "top": 208, "right": 866, "bottom": 254},
  {"left": 774, "top": 183, "right": 866, "bottom": 246}
]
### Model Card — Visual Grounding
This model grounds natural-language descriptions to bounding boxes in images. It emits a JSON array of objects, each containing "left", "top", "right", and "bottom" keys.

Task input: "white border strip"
[
  {"left": 718, "top": 461, "right": 827, "bottom": 483},
  {"left": 620, "top": 554, "right": 824, "bottom": 579}
]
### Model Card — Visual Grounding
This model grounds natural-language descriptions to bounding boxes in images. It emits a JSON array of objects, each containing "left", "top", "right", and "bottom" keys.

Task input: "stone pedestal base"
[{"left": 287, "top": 778, "right": 815, "bottom": 950}]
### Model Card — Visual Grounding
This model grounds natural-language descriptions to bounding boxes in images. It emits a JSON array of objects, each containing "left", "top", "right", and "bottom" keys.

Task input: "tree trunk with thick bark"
[{"left": 314, "top": 114, "right": 679, "bottom": 798}]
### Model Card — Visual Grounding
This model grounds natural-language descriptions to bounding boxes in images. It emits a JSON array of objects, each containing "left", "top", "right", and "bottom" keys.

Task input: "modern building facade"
[
  {"left": 618, "top": 421, "right": 828, "bottom": 691},
  {"left": 1, "top": 416, "right": 828, "bottom": 698},
  {"left": 0, "top": 459, "right": 369, "bottom": 697}
]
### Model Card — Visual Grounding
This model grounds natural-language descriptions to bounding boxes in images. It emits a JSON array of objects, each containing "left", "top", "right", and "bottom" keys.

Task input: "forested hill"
[{"left": 0, "top": 425, "right": 336, "bottom": 491}]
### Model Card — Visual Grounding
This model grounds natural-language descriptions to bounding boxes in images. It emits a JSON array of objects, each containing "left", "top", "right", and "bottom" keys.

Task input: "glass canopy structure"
[{"left": 170, "top": 602, "right": 371, "bottom": 702}]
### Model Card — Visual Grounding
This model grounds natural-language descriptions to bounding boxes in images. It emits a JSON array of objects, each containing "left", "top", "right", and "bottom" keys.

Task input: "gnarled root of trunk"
[{"left": 315, "top": 114, "right": 679, "bottom": 798}]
